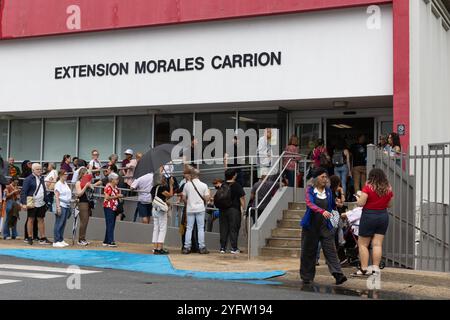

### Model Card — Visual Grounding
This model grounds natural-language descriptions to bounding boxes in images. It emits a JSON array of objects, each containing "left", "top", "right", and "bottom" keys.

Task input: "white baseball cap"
[{"left": 124, "top": 149, "right": 134, "bottom": 155}]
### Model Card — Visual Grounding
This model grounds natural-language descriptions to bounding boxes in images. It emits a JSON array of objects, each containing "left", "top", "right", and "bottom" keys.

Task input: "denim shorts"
[
  {"left": 137, "top": 202, "right": 152, "bottom": 218},
  {"left": 359, "top": 209, "right": 389, "bottom": 237}
]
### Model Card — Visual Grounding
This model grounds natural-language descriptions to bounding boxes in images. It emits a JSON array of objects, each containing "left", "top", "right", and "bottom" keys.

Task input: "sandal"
[{"left": 351, "top": 269, "right": 370, "bottom": 277}]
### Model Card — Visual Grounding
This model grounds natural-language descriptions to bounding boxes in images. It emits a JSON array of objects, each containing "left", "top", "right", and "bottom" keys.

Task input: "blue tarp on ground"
[{"left": 0, "top": 249, "right": 285, "bottom": 281}]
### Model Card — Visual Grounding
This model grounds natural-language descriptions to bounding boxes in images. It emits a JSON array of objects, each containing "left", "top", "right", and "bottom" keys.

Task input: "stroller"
[{"left": 340, "top": 207, "right": 385, "bottom": 269}]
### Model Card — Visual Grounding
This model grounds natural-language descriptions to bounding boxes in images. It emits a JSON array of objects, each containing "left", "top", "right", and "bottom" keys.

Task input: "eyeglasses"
[{"left": 92, "top": 153, "right": 99, "bottom": 156}]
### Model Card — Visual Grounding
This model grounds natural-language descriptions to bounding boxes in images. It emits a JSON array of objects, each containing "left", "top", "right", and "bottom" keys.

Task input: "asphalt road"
[{"left": 0, "top": 256, "right": 360, "bottom": 300}]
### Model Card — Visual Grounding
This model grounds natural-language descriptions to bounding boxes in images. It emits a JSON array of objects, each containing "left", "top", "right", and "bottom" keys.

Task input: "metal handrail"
[{"left": 246, "top": 151, "right": 308, "bottom": 260}]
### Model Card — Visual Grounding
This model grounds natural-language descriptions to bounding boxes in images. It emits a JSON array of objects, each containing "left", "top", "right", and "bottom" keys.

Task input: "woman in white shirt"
[{"left": 53, "top": 170, "right": 72, "bottom": 247}]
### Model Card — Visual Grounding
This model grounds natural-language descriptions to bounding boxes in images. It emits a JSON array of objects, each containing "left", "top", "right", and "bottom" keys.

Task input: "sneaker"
[
  {"left": 220, "top": 248, "right": 226, "bottom": 254},
  {"left": 33, "top": 237, "right": 40, "bottom": 242},
  {"left": 199, "top": 248, "right": 209, "bottom": 254},
  {"left": 108, "top": 242, "right": 117, "bottom": 247},
  {"left": 351, "top": 269, "right": 370, "bottom": 277},
  {"left": 53, "top": 242, "right": 65, "bottom": 248},
  {"left": 61, "top": 241, "right": 70, "bottom": 247},
  {"left": 3, "top": 236, "right": 11, "bottom": 240},
  {"left": 153, "top": 249, "right": 161, "bottom": 255},
  {"left": 39, "top": 238, "right": 52, "bottom": 245},
  {"left": 102, "top": 243, "right": 109, "bottom": 247},
  {"left": 182, "top": 248, "right": 191, "bottom": 254},
  {"left": 77, "top": 240, "right": 88, "bottom": 246},
  {"left": 26, "top": 238, "right": 33, "bottom": 246},
  {"left": 24, "top": 238, "right": 30, "bottom": 244},
  {"left": 230, "top": 248, "right": 240, "bottom": 254}
]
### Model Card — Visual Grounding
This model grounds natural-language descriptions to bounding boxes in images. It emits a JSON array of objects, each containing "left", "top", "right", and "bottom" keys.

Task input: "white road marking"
[
  {"left": 0, "top": 264, "right": 102, "bottom": 275},
  {"left": 0, "top": 270, "right": 65, "bottom": 279},
  {"left": 0, "top": 279, "right": 22, "bottom": 285}
]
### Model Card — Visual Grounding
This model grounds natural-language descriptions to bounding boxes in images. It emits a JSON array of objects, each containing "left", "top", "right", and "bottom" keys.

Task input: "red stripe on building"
[
  {"left": 393, "top": 0, "right": 410, "bottom": 152},
  {"left": 0, "top": 0, "right": 391, "bottom": 39}
]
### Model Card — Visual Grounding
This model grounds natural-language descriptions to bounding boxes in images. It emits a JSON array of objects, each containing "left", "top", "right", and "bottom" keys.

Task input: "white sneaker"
[
  {"left": 77, "top": 240, "right": 88, "bottom": 246},
  {"left": 61, "top": 241, "right": 70, "bottom": 247},
  {"left": 53, "top": 242, "right": 65, "bottom": 248}
]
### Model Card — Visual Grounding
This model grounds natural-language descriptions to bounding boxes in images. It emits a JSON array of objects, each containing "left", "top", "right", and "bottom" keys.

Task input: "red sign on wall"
[{"left": 0, "top": 0, "right": 391, "bottom": 40}]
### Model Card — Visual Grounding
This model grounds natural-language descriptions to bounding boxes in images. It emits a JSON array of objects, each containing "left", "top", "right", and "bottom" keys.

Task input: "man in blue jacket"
[{"left": 20, "top": 163, "right": 52, "bottom": 245}]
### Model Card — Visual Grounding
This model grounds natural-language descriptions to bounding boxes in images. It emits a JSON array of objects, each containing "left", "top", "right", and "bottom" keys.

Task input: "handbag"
[
  {"left": 26, "top": 178, "right": 44, "bottom": 209},
  {"left": 152, "top": 185, "right": 168, "bottom": 213}
]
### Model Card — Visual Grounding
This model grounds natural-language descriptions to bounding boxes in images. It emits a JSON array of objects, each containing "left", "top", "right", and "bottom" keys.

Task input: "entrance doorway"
[{"left": 326, "top": 118, "right": 375, "bottom": 152}]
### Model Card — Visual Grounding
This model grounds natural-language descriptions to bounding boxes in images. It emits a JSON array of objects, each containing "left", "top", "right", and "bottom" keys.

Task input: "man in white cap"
[{"left": 122, "top": 149, "right": 137, "bottom": 187}]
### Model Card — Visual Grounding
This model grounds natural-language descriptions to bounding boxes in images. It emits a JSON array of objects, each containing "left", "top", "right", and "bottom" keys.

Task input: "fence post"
[
  {"left": 294, "top": 161, "right": 297, "bottom": 202},
  {"left": 366, "top": 144, "right": 376, "bottom": 179}
]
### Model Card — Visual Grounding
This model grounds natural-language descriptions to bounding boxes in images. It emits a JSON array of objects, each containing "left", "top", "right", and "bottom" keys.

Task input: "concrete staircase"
[{"left": 260, "top": 202, "right": 306, "bottom": 258}]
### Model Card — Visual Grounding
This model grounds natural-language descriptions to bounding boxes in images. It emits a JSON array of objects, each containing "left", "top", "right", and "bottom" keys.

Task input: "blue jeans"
[
  {"left": 104, "top": 208, "right": 117, "bottom": 244},
  {"left": 53, "top": 207, "right": 69, "bottom": 242},
  {"left": 2, "top": 200, "right": 18, "bottom": 239},
  {"left": 334, "top": 165, "right": 349, "bottom": 195},
  {"left": 284, "top": 170, "right": 295, "bottom": 187},
  {"left": 184, "top": 212, "right": 206, "bottom": 249}
]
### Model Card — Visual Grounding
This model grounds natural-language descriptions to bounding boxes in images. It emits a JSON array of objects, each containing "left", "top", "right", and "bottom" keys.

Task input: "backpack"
[
  {"left": 213, "top": 183, "right": 233, "bottom": 210},
  {"left": 332, "top": 150, "right": 345, "bottom": 166},
  {"left": 319, "top": 151, "right": 332, "bottom": 168}
]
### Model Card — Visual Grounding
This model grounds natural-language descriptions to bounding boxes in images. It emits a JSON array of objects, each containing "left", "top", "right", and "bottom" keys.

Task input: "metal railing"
[
  {"left": 247, "top": 151, "right": 310, "bottom": 259},
  {"left": 367, "top": 143, "right": 450, "bottom": 272}
]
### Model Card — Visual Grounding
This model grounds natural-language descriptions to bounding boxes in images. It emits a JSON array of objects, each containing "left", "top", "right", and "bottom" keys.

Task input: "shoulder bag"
[
  {"left": 152, "top": 185, "right": 168, "bottom": 213},
  {"left": 26, "top": 178, "right": 43, "bottom": 209}
]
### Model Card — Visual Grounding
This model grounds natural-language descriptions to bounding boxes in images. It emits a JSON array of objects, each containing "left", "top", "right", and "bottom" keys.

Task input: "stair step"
[
  {"left": 283, "top": 210, "right": 305, "bottom": 220},
  {"left": 261, "top": 247, "right": 300, "bottom": 258},
  {"left": 288, "top": 202, "right": 306, "bottom": 210},
  {"left": 278, "top": 219, "right": 301, "bottom": 229},
  {"left": 267, "top": 237, "right": 301, "bottom": 248},
  {"left": 271, "top": 228, "right": 302, "bottom": 238}
]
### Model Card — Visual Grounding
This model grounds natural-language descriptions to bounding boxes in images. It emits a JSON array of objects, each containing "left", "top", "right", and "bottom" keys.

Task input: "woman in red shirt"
[
  {"left": 103, "top": 172, "right": 123, "bottom": 247},
  {"left": 353, "top": 168, "right": 393, "bottom": 276}
]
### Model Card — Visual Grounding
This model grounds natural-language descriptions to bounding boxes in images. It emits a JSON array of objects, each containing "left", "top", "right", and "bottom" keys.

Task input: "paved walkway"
[{"left": 1, "top": 239, "right": 449, "bottom": 299}]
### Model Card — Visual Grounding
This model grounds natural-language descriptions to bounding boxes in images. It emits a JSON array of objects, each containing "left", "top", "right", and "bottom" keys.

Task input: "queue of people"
[
  {"left": 0, "top": 135, "right": 395, "bottom": 288},
  {"left": 0, "top": 153, "right": 251, "bottom": 257}
]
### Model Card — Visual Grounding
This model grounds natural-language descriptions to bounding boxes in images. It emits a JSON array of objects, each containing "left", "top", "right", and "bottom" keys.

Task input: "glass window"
[
  {"left": 154, "top": 114, "right": 193, "bottom": 146},
  {"left": 195, "top": 112, "right": 236, "bottom": 185},
  {"left": 116, "top": 115, "right": 152, "bottom": 158},
  {"left": 295, "top": 123, "right": 320, "bottom": 156},
  {"left": 10, "top": 119, "right": 42, "bottom": 161},
  {"left": 195, "top": 112, "right": 236, "bottom": 160},
  {"left": 43, "top": 118, "right": 77, "bottom": 162},
  {"left": 239, "top": 110, "right": 287, "bottom": 156},
  {"left": 381, "top": 121, "right": 393, "bottom": 136},
  {"left": 79, "top": 117, "right": 114, "bottom": 161},
  {"left": 0, "top": 120, "right": 8, "bottom": 158}
]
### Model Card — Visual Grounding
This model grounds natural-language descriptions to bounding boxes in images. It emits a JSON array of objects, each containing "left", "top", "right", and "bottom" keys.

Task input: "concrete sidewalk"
[{"left": 1, "top": 239, "right": 449, "bottom": 299}]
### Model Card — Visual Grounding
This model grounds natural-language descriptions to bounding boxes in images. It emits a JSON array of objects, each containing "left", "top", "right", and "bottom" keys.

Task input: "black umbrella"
[{"left": 133, "top": 144, "right": 177, "bottom": 179}]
